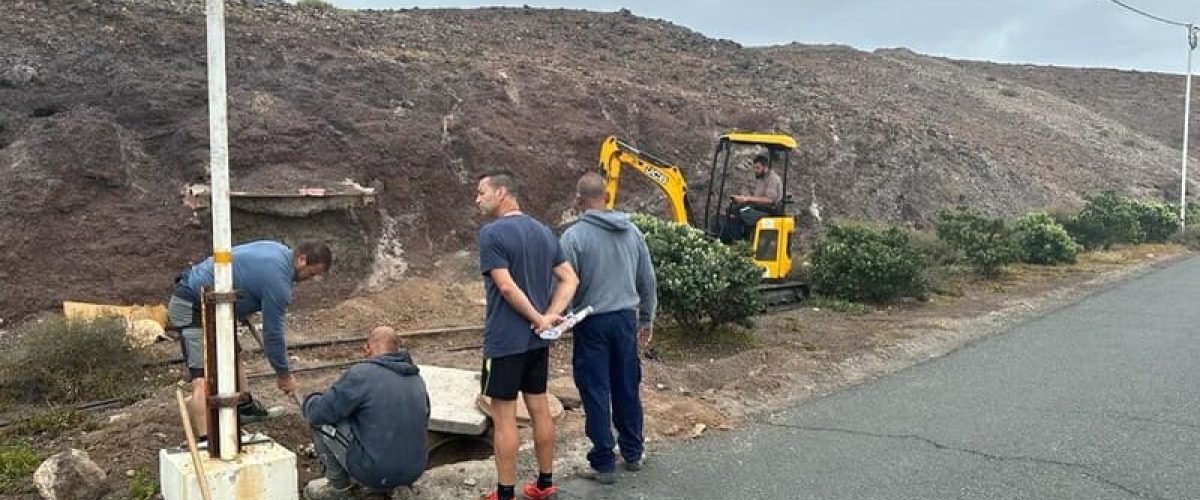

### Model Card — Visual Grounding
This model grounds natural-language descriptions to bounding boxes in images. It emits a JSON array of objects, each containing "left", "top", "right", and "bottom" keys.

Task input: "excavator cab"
[{"left": 701, "top": 132, "right": 798, "bottom": 280}]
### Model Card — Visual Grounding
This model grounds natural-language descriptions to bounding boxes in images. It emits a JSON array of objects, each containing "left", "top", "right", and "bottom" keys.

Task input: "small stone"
[
  {"left": 463, "top": 478, "right": 477, "bottom": 487},
  {"left": 655, "top": 383, "right": 666, "bottom": 390},
  {"left": 125, "top": 469, "right": 136, "bottom": 478}
]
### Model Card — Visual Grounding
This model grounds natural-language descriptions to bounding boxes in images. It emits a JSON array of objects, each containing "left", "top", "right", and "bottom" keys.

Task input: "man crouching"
[{"left": 302, "top": 326, "right": 430, "bottom": 499}]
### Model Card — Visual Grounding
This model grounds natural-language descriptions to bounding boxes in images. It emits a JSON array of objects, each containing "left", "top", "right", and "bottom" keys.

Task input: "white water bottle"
[{"left": 539, "top": 306, "right": 594, "bottom": 340}]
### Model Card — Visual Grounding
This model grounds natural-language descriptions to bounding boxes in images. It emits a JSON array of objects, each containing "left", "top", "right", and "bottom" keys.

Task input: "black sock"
[
  {"left": 537, "top": 472, "right": 553, "bottom": 489},
  {"left": 497, "top": 484, "right": 515, "bottom": 500}
]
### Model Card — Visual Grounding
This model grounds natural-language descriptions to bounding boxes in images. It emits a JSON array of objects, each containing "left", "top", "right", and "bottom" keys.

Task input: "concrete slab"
[
  {"left": 160, "top": 437, "right": 297, "bottom": 500},
  {"left": 420, "top": 365, "right": 490, "bottom": 436}
]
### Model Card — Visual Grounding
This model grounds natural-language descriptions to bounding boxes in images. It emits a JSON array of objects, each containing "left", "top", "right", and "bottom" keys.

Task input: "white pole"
[
  {"left": 205, "top": 0, "right": 238, "bottom": 461},
  {"left": 1180, "top": 25, "right": 1196, "bottom": 230}
]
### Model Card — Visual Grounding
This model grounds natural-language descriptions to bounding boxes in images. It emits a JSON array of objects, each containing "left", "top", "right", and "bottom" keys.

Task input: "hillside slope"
[{"left": 1, "top": 0, "right": 1196, "bottom": 321}]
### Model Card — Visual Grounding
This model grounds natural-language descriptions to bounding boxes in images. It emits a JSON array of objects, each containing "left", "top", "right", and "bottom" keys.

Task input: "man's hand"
[
  {"left": 277, "top": 373, "right": 297, "bottom": 396},
  {"left": 531, "top": 313, "right": 564, "bottom": 335},
  {"left": 637, "top": 326, "right": 654, "bottom": 349}
]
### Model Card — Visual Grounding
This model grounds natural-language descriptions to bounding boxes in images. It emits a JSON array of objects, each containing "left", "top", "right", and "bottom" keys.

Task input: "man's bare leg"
[
  {"left": 523, "top": 392, "right": 555, "bottom": 474},
  {"left": 186, "top": 361, "right": 250, "bottom": 438},
  {"left": 187, "top": 377, "right": 207, "bottom": 438},
  {"left": 491, "top": 398, "right": 520, "bottom": 486}
]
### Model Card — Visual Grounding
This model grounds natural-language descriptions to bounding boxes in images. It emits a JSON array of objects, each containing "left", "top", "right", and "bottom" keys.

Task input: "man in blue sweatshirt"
[
  {"left": 302, "top": 326, "right": 429, "bottom": 500},
  {"left": 167, "top": 239, "right": 331, "bottom": 434},
  {"left": 559, "top": 173, "right": 658, "bottom": 484}
]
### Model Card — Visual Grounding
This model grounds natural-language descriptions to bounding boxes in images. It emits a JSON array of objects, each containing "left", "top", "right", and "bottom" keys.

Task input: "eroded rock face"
[{"left": 32, "top": 449, "right": 110, "bottom": 500}]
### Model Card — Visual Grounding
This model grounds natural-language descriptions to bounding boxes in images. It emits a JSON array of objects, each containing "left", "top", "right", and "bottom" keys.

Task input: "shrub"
[
  {"left": 0, "top": 439, "right": 40, "bottom": 495},
  {"left": 935, "top": 208, "right": 1019, "bottom": 276},
  {"left": 631, "top": 214, "right": 763, "bottom": 334},
  {"left": 906, "top": 229, "right": 959, "bottom": 267},
  {"left": 810, "top": 223, "right": 928, "bottom": 302},
  {"left": 296, "top": 0, "right": 335, "bottom": 9},
  {"left": 1173, "top": 223, "right": 1200, "bottom": 250},
  {"left": 0, "top": 317, "right": 147, "bottom": 404},
  {"left": 14, "top": 407, "right": 94, "bottom": 441},
  {"left": 1012, "top": 211, "right": 1080, "bottom": 265},
  {"left": 1131, "top": 200, "right": 1178, "bottom": 243},
  {"left": 1063, "top": 191, "right": 1140, "bottom": 250},
  {"left": 129, "top": 468, "right": 158, "bottom": 500}
]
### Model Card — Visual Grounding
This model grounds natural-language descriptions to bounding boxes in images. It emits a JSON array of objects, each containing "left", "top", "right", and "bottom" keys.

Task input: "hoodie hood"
[
  {"left": 367, "top": 350, "right": 421, "bottom": 376},
  {"left": 580, "top": 209, "right": 633, "bottom": 232}
]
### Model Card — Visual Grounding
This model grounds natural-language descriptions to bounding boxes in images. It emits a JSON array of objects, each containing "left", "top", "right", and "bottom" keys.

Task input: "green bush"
[
  {"left": 296, "top": 0, "right": 335, "bottom": 9},
  {"left": 810, "top": 223, "right": 928, "bottom": 302},
  {"left": 906, "top": 229, "right": 960, "bottom": 267},
  {"left": 1063, "top": 191, "right": 1140, "bottom": 250},
  {"left": 129, "top": 468, "right": 158, "bottom": 500},
  {"left": 1131, "top": 200, "right": 1178, "bottom": 243},
  {"left": 1173, "top": 223, "right": 1200, "bottom": 250},
  {"left": 1012, "top": 212, "right": 1080, "bottom": 265},
  {"left": 14, "top": 407, "right": 94, "bottom": 441},
  {"left": 0, "top": 439, "right": 40, "bottom": 495},
  {"left": 631, "top": 214, "right": 763, "bottom": 334},
  {"left": 935, "top": 208, "right": 1020, "bottom": 276},
  {"left": 0, "top": 317, "right": 147, "bottom": 404}
]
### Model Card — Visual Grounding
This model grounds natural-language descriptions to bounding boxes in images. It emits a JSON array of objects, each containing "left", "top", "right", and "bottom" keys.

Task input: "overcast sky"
[{"left": 314, "top": 0, "right": 1199, "bottom": 74}]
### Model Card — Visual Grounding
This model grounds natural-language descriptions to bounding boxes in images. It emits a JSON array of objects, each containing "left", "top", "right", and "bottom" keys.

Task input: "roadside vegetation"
[{"left": 630, "top": 192, "right": 1193, "bottom": 353}]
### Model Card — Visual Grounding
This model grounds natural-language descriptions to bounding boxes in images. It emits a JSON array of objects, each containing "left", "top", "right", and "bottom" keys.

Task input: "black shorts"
[{"left": 481, "top": 348, "right": 550, "bottom": 401}]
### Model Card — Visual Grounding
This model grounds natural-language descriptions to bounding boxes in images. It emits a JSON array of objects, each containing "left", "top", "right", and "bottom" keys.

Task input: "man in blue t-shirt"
[{"left": 475, "top": 170, "right": 578, "bottom": 500}]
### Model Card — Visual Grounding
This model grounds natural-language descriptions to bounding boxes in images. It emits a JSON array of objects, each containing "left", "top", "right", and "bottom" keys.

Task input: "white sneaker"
[{"left": 303, "top": 478, "right": 353, "bottom": 500}]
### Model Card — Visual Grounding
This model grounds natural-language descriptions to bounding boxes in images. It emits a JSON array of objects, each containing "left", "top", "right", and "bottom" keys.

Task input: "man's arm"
[
  {"left": 259, "top": 283, "right": 292, "bottom": 375},
  {"left": 546, "top": 261, "right": 579, "bottom": 317},
  {"left": 733, "top": 195, "right": 773, "bottom": 205},
  {"left": 634, "top": 231, "right": 658, "bottom": 348},
  {"left": 634, "top": 236, "right": 657, "bottom": 327},
  {"left": 488, "top": 268, "right": 548, "bottom": 328},
  {"left": 302, "top": 367, "right": 368, "bottom": 426}
]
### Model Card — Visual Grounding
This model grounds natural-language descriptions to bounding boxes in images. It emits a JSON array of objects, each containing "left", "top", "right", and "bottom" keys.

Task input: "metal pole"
[
  {"left": 1180, "top": 24, "right": 1196, "bottom": 230},
  {"left": 205, "top": 0, "right": 238, "bottom": 461}
]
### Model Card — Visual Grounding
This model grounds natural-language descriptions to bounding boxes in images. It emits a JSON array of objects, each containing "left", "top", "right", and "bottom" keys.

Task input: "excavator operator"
[{"left": 720, "top": 154, "right": 783, "bottom": 243}]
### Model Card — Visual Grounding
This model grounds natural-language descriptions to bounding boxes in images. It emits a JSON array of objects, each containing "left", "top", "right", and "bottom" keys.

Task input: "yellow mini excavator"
[{"left": 598, "top": 133, "right": 807, "bottom": 305}]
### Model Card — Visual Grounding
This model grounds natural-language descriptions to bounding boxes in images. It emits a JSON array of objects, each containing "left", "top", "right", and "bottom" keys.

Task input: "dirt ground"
[{"left": 1, "top": 244, "right": 1181, "bottom": 499}]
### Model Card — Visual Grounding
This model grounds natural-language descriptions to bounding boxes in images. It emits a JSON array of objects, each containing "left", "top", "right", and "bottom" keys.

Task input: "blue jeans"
[{"left": 572, "top": 310, "right": 643, "bottom": 473}]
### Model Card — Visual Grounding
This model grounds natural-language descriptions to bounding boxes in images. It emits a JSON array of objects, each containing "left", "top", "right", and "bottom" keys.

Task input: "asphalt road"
[{"left": 560, "top": 256, "right": 1200, "bottom": 499}]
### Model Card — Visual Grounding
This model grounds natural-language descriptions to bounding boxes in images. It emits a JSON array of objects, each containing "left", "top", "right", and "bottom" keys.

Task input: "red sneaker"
[{"left": 522, "top": 482, "right": 558, "bottom": 499}]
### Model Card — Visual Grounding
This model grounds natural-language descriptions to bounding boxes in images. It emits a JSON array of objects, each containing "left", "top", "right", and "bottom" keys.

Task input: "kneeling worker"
[{"left": 302, "top": 326, "right": 430, "bottom": 499}]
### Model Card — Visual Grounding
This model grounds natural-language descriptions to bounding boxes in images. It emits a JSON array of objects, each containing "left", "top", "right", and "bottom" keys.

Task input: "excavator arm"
[{"left": 598, "top": 136, "right": 691, "bottom": 224}]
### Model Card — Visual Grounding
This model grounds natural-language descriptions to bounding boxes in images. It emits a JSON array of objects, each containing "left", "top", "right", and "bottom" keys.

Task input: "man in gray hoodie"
[
  {"left": 302, "top": 326, "right": 430, "bottom": 500},
  {"left": 559, "top": 172, "right": 658, "bottom": 484}
]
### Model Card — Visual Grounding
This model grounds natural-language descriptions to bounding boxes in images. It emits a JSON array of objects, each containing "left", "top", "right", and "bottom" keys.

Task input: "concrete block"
[
  {"left": 420, "top": 365, "right": 489, "bottom": 435},
  {"left": 160, "top": 438, "right": 297, "bottom": 500}
]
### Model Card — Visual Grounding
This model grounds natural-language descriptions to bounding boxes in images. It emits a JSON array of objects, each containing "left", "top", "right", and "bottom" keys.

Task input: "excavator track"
[{"left": 757, "top": 281, "right": 809, "bottom": 311}]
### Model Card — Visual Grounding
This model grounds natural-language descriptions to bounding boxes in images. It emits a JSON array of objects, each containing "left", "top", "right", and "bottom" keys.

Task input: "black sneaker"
[{"left": 238, "top": 398, "right": 272, "bottom": 423}]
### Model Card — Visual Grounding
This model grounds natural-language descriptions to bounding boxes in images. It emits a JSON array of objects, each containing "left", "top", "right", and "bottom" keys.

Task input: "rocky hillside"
[{"left": 1, "top": 0, "right": 1197, "bottom": 322}]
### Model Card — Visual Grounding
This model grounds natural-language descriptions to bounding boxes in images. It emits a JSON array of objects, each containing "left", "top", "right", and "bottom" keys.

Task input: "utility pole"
[
  {"left": 204, "top": 0, "right": 238, "bottom": 461},
  {"left": 1180, "top": 24, "right": 1197, "bottom": 230}
]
